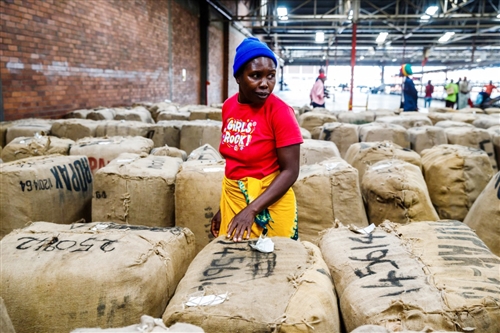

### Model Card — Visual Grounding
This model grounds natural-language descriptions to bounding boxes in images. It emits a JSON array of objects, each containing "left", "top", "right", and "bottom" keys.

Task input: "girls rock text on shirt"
[{"left": 222, "top": 118, "right": 256, "bottom": 151}]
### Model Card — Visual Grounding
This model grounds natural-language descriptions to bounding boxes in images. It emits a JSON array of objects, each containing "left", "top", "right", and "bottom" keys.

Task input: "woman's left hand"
[{"left": 226, "top": 207, "right": 256, "bottom": 242}]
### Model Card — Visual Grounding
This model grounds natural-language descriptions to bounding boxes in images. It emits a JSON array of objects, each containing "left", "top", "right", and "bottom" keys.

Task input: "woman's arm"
[{"left": 226, "top": 144, "right": 301, "bottom": 242}]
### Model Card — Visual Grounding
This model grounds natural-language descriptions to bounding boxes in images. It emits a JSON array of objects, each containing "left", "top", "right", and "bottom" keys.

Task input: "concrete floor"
[{"left": 274, "top": 88, "right": 446, "bottom": 113}]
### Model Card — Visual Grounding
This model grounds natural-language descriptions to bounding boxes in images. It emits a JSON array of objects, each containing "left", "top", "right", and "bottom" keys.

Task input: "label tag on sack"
[
  {"left": 185, "top": 292, "right": 228, "bottom": 307},
  {"left": 250, "top": 233, "right": 274, "bottom": 253},
  {"left": 349, "top": 223, "right": 375, "bottom": 235}
]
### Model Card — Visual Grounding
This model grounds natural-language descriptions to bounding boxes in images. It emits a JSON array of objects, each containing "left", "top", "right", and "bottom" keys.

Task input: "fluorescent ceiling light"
[
  {"left": 277, "top": 7, "right": 288, "bottom": 20},
  {"left": 376, "top": 32, "right": 388, "bottom": 44},
  {"left": 348, "top": 10, "right": 353, "bottom": 20},
  {"left": 477, "top": 58, "right": 482, "bottom": 62},
  {"left": 425, "top": 6, "right": 439, "bottom": 15},
  {"left": 497, "top": 13, "right": 500, "bottom": 18},
  {"left": 420, "top": 14, "right": 431, "bottom": 20},
  {"left": 315, "top": 31, "right": 325, "bottom": 42},
  {"left": 392, "top": 58, "right": 397, "bottom": 62},
  {"left": 359, "top": 55, "right": 365, "bottom": 60},
  {"left": 438, "top": 32, "right": 455, "bottom": 43},
  {"left": 277, "top": 7, "right": 287, "bottom": 16}
]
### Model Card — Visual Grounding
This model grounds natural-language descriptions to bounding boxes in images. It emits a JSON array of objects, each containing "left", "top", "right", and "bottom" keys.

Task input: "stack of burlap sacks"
[{"left": 0, "top": 103, "right": 499, "bottom": 332}]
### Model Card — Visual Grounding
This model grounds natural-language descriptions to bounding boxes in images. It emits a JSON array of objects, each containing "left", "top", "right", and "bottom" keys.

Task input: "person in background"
[
  {"left": 458, "top": 77, "right": 471, "bottom": 110},
  {"left": 210, "top": 37, "right": 303, "bottom": 242},
  {"left": 424, "top": 80, "right": 434, "bottom": 108},
  {"left": 484, "top": 80, "right": 497, "bottom": 99},
  {"left": 401, "top": 63, "right": 418, "bottom": 112},
  {"left": 445, "top": 79, "right": 459, "bottom": 109},
  {"left": 310, "top": 71, "right": 327, "bottom": 108}
]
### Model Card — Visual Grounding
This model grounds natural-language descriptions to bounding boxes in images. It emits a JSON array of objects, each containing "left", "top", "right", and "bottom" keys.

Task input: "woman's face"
[{"left": 236, "top": 57, "right": 276, "bottom": 105}]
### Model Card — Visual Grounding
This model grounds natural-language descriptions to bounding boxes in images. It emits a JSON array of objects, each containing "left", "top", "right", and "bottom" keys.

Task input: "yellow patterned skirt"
[{"left": 219, "top": 171, "right": 299, "bottom": 240}]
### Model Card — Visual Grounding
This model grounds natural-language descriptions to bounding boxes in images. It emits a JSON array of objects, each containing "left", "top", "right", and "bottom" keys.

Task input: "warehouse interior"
[
  {"left": 2, "top": 0, "right": 499, "bottom": 120},
  {"left": 1, "top": 1, "right": 500, "bottom": 333}
]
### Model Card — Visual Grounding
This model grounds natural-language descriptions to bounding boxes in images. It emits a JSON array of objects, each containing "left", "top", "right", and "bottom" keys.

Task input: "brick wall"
[{"left": 0, "top": 0, "right": 202, "bottom": 120}]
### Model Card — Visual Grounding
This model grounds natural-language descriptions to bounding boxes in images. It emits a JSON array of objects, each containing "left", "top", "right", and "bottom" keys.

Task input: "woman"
[
  {"left": 310, "top": 72, "right": 327, "bottom": 108},
  {"left": 211, "top": 37, "right": 303, "bottom": 242}
]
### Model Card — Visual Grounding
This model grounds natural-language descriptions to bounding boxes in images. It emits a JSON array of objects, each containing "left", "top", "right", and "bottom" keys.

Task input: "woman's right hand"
[{"left": 210, "top": 209, "right": 221, "bottom": 238}]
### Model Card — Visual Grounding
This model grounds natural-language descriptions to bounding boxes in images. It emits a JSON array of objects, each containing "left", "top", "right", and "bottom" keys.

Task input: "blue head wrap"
[{"left": 233, "top": 37, "right": 277, "bottom": 77}]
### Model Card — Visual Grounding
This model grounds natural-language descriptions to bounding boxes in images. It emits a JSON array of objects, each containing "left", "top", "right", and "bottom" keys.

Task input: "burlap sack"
[
  {"left": 64, "top": 109, "right": 93, "bottom": 119},
  {"left": 163, "top": 237, "right": 341, "bottom": 333},
  {"left": 293, "top": 157, "right": 369, "bottom": 243},
  {"left": 485, "top": 107, "right": 500, "bottom": 114},
  {"left": 114, "top": 107, "right": 154, "bottom": 123},
  {"left": 319, "top": 220, "right": 500, "bottom": 333},
  {"left": 95, "top": 120, "right": 178, "bottom": 148},
  {"left": 350, "top": 325, "right": 459, "bottom": 333},
  {"left": 188, "top": 106, "right": 222, "bottom": 121},
  {"left": 156, "top": 110, "right": 191, "bottom": 121},
  {"left": 429, "top": 107, "right": 456, "bottom": 113},
  {"left": 487, "top": 125, "right": 500, "bottom": 167},
  {"left": 0, "top": 155, "right": 93, "bottom": 238},
  {"left": 51, "top": 119, "right": 100, "bottom": 140},
  {"left": 359, "top": 122, "right": 410, "bottom": 148},
  {"left": 1, "top": 135, "right": 74, "bottom": 162},
  {"left": 309, "top": 126, "right": 323, "bottom": 139},
  {"left": 444, "top": 127, "right": 498, "bottom": 171},
  {"left": 179, "top": 120, "right": 222, "bottom": 155},
  {"left": 187, "top": 144, "right": 223, "bottom": 161},
  {"left": 421, "top": 144, "right": 494, "bottom": 221},
  {"left": 298, "top": 111, "right": 338, "bottom": 133},
  {"left": 406, "top": 126, "right": 447, "bottom": 154},
  {"left": 372, "top": 110, "right": 397, "bottom": 119},
  {"left": 361, "top": 160, "right": 439, "bottom": 225},
  {"left": 375, "top": 115, "right": 432, "bottom": 129},
  {"left": 337, "top": 111, "right": 375, "bottom": 124},
  {"left": 87, "top": 108, "right": 116, "bottom": 120},
  {"left": 344, "top": 141, "right": 422, "bottom": 183},
  {"left": 94, "top": 120, "right": 155, "bottom": 138},
  {"left": 70, "top": 136, "right": 154, "bottom": 174},
  {"left": 463, "top": 171, "right": 500, "bottom": 256},
  {"left": 427, "top": 112, "right": 453, "bottom": 125},
  {"left": 318, "top": 122, "right": 359, "bottom": 158},
  {"left": 92, "top": 153, "right": 182, "bottom": 227},
  {"left": 6, "top": 120, "right": 53, "bottom": 144},
  {"left": 300, "top": 139, "right": 340, "bottom": 166},
  {"left": 72, "top": 317, "right": 204, "bottom": 332},
  {"left": 147, "top": 101, "right": 179, "bottom": 121},
  {"left": 152, "top": 121, "right": 188, "bottom": 148},
  {"left": 0, "top": 222, "right": 195, "bottom": 333},
  {"left": 450, "top": 113, "right": 478, "bottom": 124},
  {"left": 150, "top": 146, "right": 187, "bottom": 161},
  {"left": 175, "top": 160, "right": 225, "bottom": 254},
  {"left": 300, "top": 127, "right": 312, "bottom": 139},
  {"left": 0, "top": 121, "right": 14, "bottom": 147},
  {"left": 434, "top": 120, "right": 474, "bottom": 128},
  {"left": 0, "top": 297, "right": 16, "bottom": 333},
  {"left": 473, "top": 114, "right": 500, "bottom": 129}
]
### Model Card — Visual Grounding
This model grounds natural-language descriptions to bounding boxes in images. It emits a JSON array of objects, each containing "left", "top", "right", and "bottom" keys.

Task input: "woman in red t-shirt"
[{"left": 210, "top": 37, "right": 303, "bottom": 242}]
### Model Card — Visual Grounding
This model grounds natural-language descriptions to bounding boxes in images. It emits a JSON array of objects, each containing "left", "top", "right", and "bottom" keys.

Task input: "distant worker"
[
  {"left": 445, "top": 79, "right": 459, "bottom": 109},
  {"left": 424, "top": 80, "right": 434, "bottom": 108},
  {"left": 401, "top": 64, "right": 418, "bottom": 112},
  {"left": 310, "top": 71, "right": 327, "bottom": 108},
  {"left": 484, "top": 80, "right": 497, "bottom": 99},
  {"left": 458, "top": 77, "right": 471, "bottom": 110}
]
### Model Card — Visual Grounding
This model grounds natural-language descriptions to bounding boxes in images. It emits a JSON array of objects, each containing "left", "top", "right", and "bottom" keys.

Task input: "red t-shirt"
[{"left": 219, "top": 93, "right": 303, "bottom": 180}]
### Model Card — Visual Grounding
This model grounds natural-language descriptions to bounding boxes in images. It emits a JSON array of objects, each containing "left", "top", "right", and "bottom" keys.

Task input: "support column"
[
  {"left": 348, "top": 22, "right": 357, "bottom": 111},
  {"left": 199, "top": 0, "right": 209, "bottom": 105}
]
